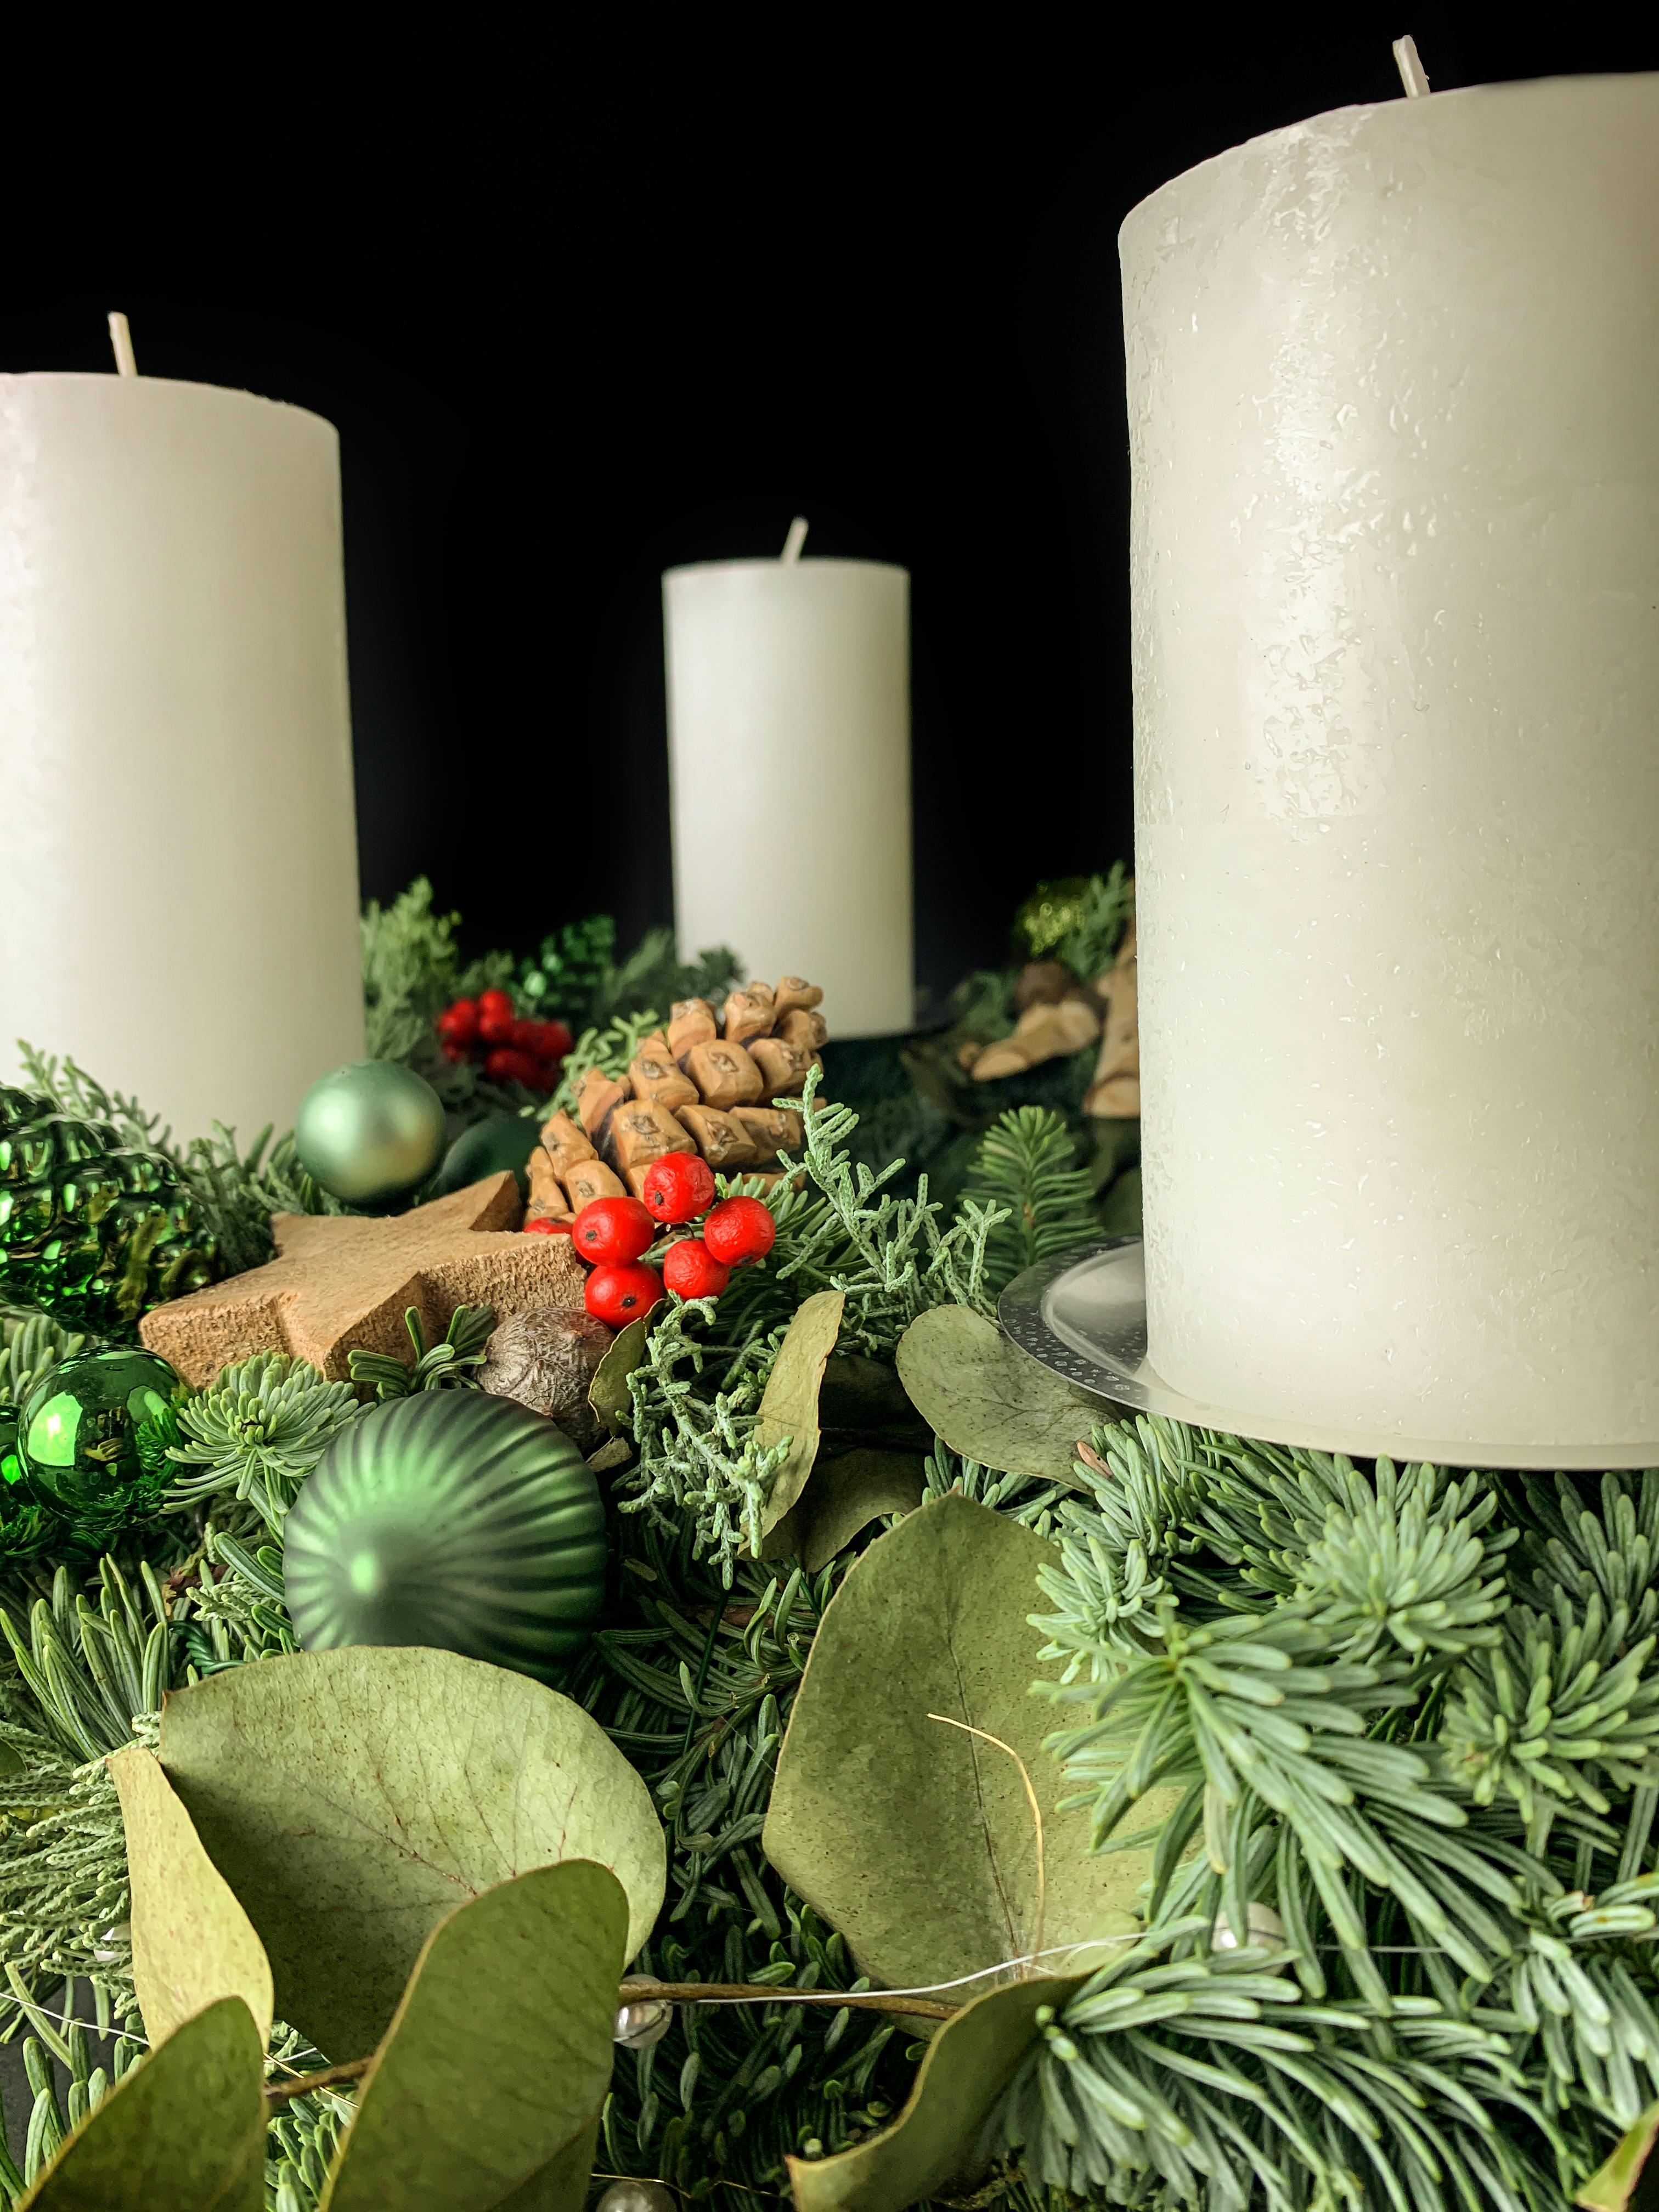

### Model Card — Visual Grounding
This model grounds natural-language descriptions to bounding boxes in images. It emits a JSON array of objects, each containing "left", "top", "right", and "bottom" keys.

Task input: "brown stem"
[{"left": 263, "top": 1981, "right": 955, "bottom": 2098}]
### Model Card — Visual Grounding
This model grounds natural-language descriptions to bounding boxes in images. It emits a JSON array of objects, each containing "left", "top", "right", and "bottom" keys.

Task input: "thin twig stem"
[{"left": 265, "top": 2058, "right": 372, "bottom": 2104}]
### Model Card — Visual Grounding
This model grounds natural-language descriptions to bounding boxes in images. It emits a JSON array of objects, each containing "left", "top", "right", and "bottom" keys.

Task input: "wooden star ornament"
[{"left": 139, "top": 1173, "right": 590, "bottom": 1387}]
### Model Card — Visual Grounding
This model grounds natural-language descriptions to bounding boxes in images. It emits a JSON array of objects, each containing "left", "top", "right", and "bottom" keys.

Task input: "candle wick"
[
  {"left": 1392, "top": 34, "right": 1430, "bottom": 97},
  {"left": 781, "top": 517, "right": 809, "bottom": 563},
  {"left": 107, "top": 313, "right": 138, "bottom": 377}
]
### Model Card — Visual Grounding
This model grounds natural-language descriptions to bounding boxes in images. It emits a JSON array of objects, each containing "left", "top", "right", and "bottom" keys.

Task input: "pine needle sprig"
[
  {"left": 347, "top": 1303, "right": 496, "bottom": 1400},
  {"left": 0, "top": 1314, "right": 88, "bottom": 1418},
  {"left": 166, "top": 1353, "right": 361, "bottom": 1534},
  {"left": 961, "top": 1107, "right": 1101, "bottom": 1300},
  {"left": 1053, "top": 862, "right": 1133, "bottom": 984}
]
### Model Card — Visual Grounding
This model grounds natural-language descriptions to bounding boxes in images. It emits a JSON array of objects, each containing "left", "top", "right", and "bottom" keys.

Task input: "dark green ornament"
[
  {"left": 432, "top": 1113, "right": 541, "bottom": 1200},
  {"left": 0, "top": 1086, "right": 217, "bottom": 1331},
  {"left": 283, "top": 1391, "right": 607, "bottom": 1680},
  {"left": 18, "top": 1347, "right": 182, "bottom": 1526},
  {"left": 294, "top": 1061, "right": 447, "bottom": 1207}
]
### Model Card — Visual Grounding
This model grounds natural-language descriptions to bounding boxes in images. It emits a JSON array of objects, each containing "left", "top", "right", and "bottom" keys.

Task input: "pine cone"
[
  {"left": 0, "top": 1087, "right": 217, "bottom": 1330},
  {"left": 524, "top": 978, "right": 827, "bottom": 1217}
]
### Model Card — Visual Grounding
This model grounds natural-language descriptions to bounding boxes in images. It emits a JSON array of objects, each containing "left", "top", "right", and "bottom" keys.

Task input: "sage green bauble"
[
  {"left": 283, "top": 1391, "right": 607, "bottom": 1679},
  {"left": 18, "top": 1347, "right": 181, "bottom": 1525},
  {"left": 294, "top": 1060, "right": 447, "bottom": 1207},
  {"left": 432, "top": 1111, "right": 541, "bottom": 1200}
]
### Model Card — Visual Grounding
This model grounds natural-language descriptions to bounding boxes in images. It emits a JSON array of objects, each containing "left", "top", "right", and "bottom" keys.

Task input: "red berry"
[
  {"left": 510, "top": 1017, "right": 545, "bottom": 1051},
  {"left": 476, "top": 988, "right": 517, "bottom": 1045},
  {"left": 586, "top": 1261, "right": 665, "bottom": 1326},
  {"left": 663, "top": 1238, "right": 730, "bottom": 1300},
  {"left": 436, "top": 999, "right": 479, "bottom": 1045},
  {"left": 477, "top": 988, "right": 514, "bottom": 1021},
  {"left": 537, "top": 1019, "right": 574, "bottom": 1058},
  {"left": 703, "top": 1195, "right": 777, "bottom": 1266},
  {"left": 641, "top": 1149, "right": 717, "bottom": 1224},
  {"left": 484, "top": 1047, "right": 548, "bottom": 1088},
  {"left": 522, "top": 1216, "right": 574, "bottom": 1236},
  {"left": 572, "top": 1195, "right": 656, "bottom": 1266}
]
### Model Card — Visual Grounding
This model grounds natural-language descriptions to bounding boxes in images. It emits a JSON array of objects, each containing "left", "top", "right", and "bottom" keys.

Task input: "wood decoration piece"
[
  {"left": 775, "top": 1007, "right": 828, "bottom": 1052},
  {"left": 723, "top": 984, "right": 775, "bottom": 1045},
  {"left": 628, "top": 1045, "right": 699, "bottom": 1112},
  {"left": 1086, "top": 923, "right": 1140, "bottom": 1118},
  {"left": 668, "top": 998, "right": 718, "bottom": 1058},
  {"left": 748, "top": 1036, "right": 816, "bottom": 1097},
  {"left": 564, "top": 1158, "right": 627, "bottom": 1210},
  {"left": 972, "top": 995, "right": 1101, "bottom": 1081},
  {"left": 685, "top": 1041, "right": 764, "bottom": 1108},
  {"left": 139, "top": 1173, "right": 588, "bottom": 1388},
  {"left": 678, "top": 1105, "right": 758, "bottom": 1170},
  {"left": 773, "top": 977, "right": 822, "bottom": 1020}
]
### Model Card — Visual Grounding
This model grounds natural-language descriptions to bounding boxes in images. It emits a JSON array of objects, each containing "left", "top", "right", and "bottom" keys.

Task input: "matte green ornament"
[
  {"left": 432, "top": 1112, "right": 541, "bottom": 1200},
  {"left": 18, "top": 1347, "right": 182, "bottom": 1525},
  {"left": 283, "top": 1391, "right": 608, "bottom": 1680},
  {"left": 294, "top": 1061, "right": 447, "bottom": 1207}
]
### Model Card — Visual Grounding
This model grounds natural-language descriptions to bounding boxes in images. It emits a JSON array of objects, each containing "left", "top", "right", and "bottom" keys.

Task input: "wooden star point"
[{"left": 139, "top": 1173, "right": 590, "bottom": 1386}]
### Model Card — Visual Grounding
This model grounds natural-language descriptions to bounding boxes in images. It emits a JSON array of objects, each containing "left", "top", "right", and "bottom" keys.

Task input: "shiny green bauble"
[
  {"left": 18, "top": 1348, "right": 181, "bottom": 1525},
  {"left": 294, "top": 1060, "right": 447, "bottom": 1206},
  {"left": 1013, "top": 876, "right": 1091, "bottom": 962},
  {"left": 432, "top": 1112, "right": 541, "bottom": 1201},
  {"left": 283, "top": 1391, "right": 608, "bottom": 1680}
]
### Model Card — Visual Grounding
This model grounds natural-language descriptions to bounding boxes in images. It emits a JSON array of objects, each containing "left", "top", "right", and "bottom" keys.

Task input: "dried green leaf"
[
  {"left": 159, "top": 1646, "right": 664, "bottom": 2064},
  {"left": 895, "top": 1304, "right": 1100, "bottom": 1484},
  {"left": 788, "top": 1973, "right": 1081, "bottom": 2212},
  {"left": 1580, "top": 2102, "right": 1659, "bottom": 2211},
  {"left": 321, "top": 1861, "right": 627, "bottom": 2212},
  {"left": 19, "top": 1996, "right": 264, "bottom": 2211},
  {"left": 755, "top": 1290, "right": 845, "bottom": 1557},
  {"left": 763, "top": 1494, "right": 1172, "bottom": 1988},
  {"left": 588, "top": 1314, "right": 650, "bottom": 1435},
  {"left": 109, "top": 1744, "right": 274, "bottom": 2050},
  {"left": 788, "top": 1448, "right": 927, "bottom": 1575}
]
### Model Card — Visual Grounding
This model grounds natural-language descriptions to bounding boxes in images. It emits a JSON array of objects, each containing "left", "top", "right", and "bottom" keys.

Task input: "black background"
[{"left": 9, "top": 12, "right": 1656, "bottom": 1003}]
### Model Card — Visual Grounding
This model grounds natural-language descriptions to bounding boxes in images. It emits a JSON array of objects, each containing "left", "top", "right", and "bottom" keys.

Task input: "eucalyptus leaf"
[
  {"left": 159, "top": 1645, "right": 665, "bottom": 2064},
  {"left": 895, "top": 1304, "right": 1100, "bottom": 1483},
  {"left": 19, "top": 1996, "right": 264, "bottom": 2212},
  {"left": 789, "top": 1973, "right": 1081, "bottom": 2212},
  {"left": 588, "top": 1314, "right": 650, "bottom": 1434},
  {"left": 755, "top": 1290, "right": 845, "bottom": 1556},
  {"left": 109, "top": 1743, "right": 274, "bottom": 2049},
  {"left": 763, "top": 1494, "right": 1175, "bottom": 1988},
  {"left": 321, "top": 1861, "right": 627, "bottom": 2212},
  {"left": 1579, "top": 2102, "right": 1659, "bottom": 2212},
  {"left": 788, "top": 1448, "right": 927, "bottom": 1575}
]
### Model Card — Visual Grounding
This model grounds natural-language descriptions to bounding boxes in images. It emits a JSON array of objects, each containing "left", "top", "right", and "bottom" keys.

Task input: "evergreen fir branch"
[
  {"left": 166, "top": 1353, "right": 361, "bottom": 1534},
  {"left": 1054, "top": 862, "right": 1133, "bottom": 985},
  {"left": 347, "top": 1303, "right": 495, "bottom": 1401},
  {"left": 0, "top": 1314, "right": 88, "bottom": 1419},
  {"left": 922, "top": 1440, "right": 1072, "bottom": 1536},
  {"left": 359, "top": 877, "right": 463, "bottom": 1062},
  {"left": 962, "top": 1107, "right": 1101, "bottom": 1300},
  {"left": 594, "top": 927, "right": 742, "bottom": 1030},
  {"left": 12, "top": 1049, "right": 176, "bottom": 1159}
]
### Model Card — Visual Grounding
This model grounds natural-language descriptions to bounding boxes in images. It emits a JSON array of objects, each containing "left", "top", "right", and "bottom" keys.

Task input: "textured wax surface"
[
  {"left": 1121, "top": 74, "right": 1659, "bottom": 1453},
  {"left": 0, "top": 375, "right": 364, "bottom": 1142},
  {"left": 664, "top": 558, "right": 913, "bottom": 1038}
]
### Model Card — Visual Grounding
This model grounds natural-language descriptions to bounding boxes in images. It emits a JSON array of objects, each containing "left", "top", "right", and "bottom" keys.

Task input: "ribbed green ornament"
[
  {"left": 283, "top": 1391, "right": 608, "bottom": 1680},
  {"left": 0, "top": 1087, "right": 216, "bottom": 1330}
]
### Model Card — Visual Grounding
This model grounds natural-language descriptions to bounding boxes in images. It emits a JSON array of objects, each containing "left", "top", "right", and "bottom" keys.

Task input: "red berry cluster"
[
  {"left": 436, "top": 986, "right": 572, "bottom": 1094},
  {"left": 549, "top": 1150, "right": 778, "bottom": 1328}
]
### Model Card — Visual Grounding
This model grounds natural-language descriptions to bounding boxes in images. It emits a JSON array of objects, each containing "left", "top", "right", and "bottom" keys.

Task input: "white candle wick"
[
  {"left": 1392, "top": 35, "right": 1430, "bottom": 97},
  {"left": 107, "top": 313, "right": 138, "bottom": 377},
  {"left": 781, "top": 517, "right": 809, "bottom": 563}
]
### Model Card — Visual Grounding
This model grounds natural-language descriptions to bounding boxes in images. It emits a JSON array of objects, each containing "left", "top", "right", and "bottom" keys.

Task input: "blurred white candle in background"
[
  {"left": 663, "top": 529, "right": 913, "bottom": 1037},
  {"left": 1122, "top": 71, "right": 1659, "bottom": 1459},
  {"left": 0, "top": 364, "right": 365, "bottom": 1142}
]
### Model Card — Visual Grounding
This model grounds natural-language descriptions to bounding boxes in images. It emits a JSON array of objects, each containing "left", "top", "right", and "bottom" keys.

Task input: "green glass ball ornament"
[
  {"left": 283, "top": 1391, "right": 607, "bottom": 1680},
  {"left": 432, "top": 1112, "right": 541, "bottom": 1201},
  {"left": 18, "top": 1348, "right": 182, "bottom": 1526},
  {"left": 294, "top": 1061, "right": 447, "bottom": 1207}
]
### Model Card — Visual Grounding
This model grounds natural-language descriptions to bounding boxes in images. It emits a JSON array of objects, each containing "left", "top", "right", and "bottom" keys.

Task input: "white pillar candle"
[
  {"left": 0, "top": 371, "right": 364, "bottom": 1143},
  {"left": 1122, "top": 72, "right": 1659, "bottom": 1462},
  {"left": 663, "top": 548, "right": 912, "bottom": 1038}
]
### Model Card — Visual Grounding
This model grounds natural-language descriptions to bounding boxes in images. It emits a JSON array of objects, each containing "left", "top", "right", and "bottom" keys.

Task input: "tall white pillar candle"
[
  {"left": 1122, "top": 73, "right": 1659, "bottom": 1462},
  {"left": 0, "top": 373, "right": 365, "bottom": 1143},
  {"left": 663, "top": 554, "right": 912, "bottom": 1037}
]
